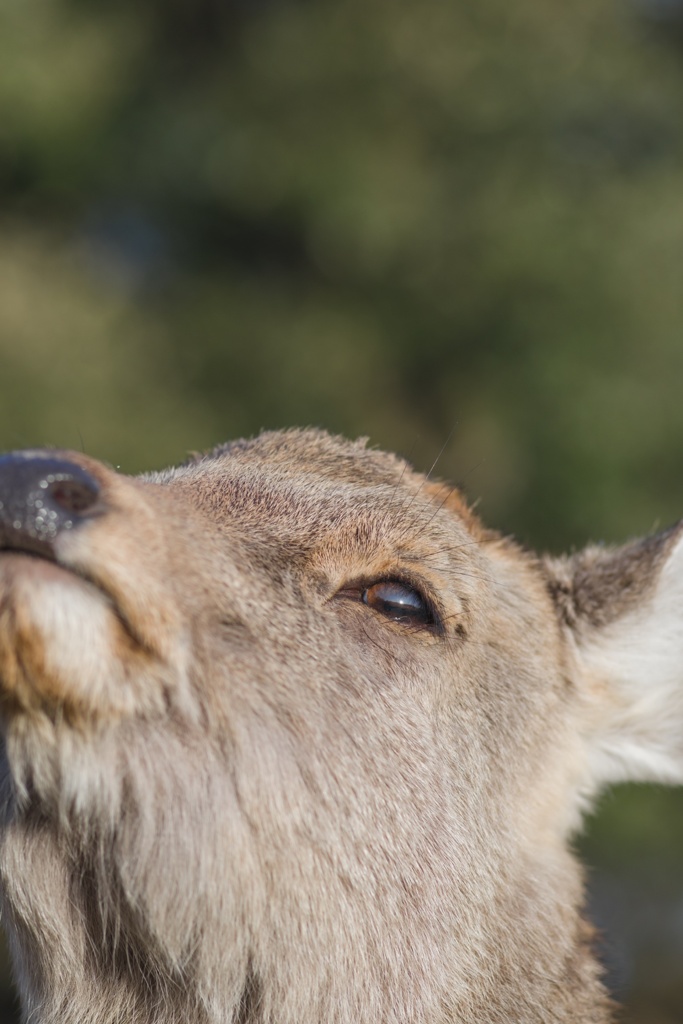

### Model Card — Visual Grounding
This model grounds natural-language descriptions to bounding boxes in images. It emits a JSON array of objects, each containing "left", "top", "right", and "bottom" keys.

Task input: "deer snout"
[
  {"left": 0, "top": 453, "right": 195, "bottom": 724},
  {"left": 0, "top": 452, "right": 102, "bottom": 559}
]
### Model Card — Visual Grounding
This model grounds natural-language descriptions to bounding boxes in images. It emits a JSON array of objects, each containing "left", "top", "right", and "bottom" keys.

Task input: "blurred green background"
[{"left": 1, "top": 0, "right": 683, "bottom": 1018}]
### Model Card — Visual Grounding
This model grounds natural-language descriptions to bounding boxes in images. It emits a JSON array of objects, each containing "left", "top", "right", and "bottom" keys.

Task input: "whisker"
[
  {"left": 391, "top": 431, "right": 455, "bottom": 542},
  {"left": 425, "top": 429, "right": 455, "bottom": 483}
]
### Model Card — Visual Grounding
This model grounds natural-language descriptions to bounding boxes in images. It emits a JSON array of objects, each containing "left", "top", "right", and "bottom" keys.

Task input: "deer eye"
[{"left": 362, "top": 581, "right": 435, "bottom": 627}]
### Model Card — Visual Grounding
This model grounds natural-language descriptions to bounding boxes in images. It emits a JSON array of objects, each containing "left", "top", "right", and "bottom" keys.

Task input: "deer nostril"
[
  {"left": 47, "top": 478, "right": 100, "bottom": 516},
  {"left": 0, "top": 455, "right": 104, "bottom": 555}
]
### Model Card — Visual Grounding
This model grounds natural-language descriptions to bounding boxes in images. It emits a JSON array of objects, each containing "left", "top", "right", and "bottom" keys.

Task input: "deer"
[{"left": 0, "top": 427, "right": 680, "bottom": 1023}]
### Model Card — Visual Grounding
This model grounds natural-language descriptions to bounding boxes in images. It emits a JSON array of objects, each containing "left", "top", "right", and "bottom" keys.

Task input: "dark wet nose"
[{"left": 0, "top": 453, "right": 101, "bottom": 557}]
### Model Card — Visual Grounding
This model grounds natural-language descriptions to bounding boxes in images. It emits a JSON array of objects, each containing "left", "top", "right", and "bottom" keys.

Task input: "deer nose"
[{"left": 0, "top": 453, "right": 102, "bottom": 557}]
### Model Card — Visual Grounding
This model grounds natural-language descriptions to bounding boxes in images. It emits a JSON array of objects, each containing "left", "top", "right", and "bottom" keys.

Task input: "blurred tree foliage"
[
  {"left": 2, "top": 0, "right": 683, "bottom": 548},
  {"left": 2, "top": 0, "right": 683, "bottom": 1020}
]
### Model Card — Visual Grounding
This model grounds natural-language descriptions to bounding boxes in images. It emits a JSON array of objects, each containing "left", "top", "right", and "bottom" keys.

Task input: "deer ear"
[{"left": 548, "top": 524, "right": 683, "bottom": 789}]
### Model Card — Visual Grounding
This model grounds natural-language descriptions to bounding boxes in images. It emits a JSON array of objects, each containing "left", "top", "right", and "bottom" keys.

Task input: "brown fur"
[{"left": 0, "top": 428, "right": 681, "bottom": 1023}]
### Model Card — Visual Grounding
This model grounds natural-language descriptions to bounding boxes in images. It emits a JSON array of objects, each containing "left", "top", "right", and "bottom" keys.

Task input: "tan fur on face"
[{"left": 1, "top": 428, "right": 679, "bottom": 1023}]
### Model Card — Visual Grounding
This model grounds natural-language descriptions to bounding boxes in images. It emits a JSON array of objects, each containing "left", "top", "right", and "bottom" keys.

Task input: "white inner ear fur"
[{"left": 579, "top": 531, "right": 683, "bottom": 790}]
